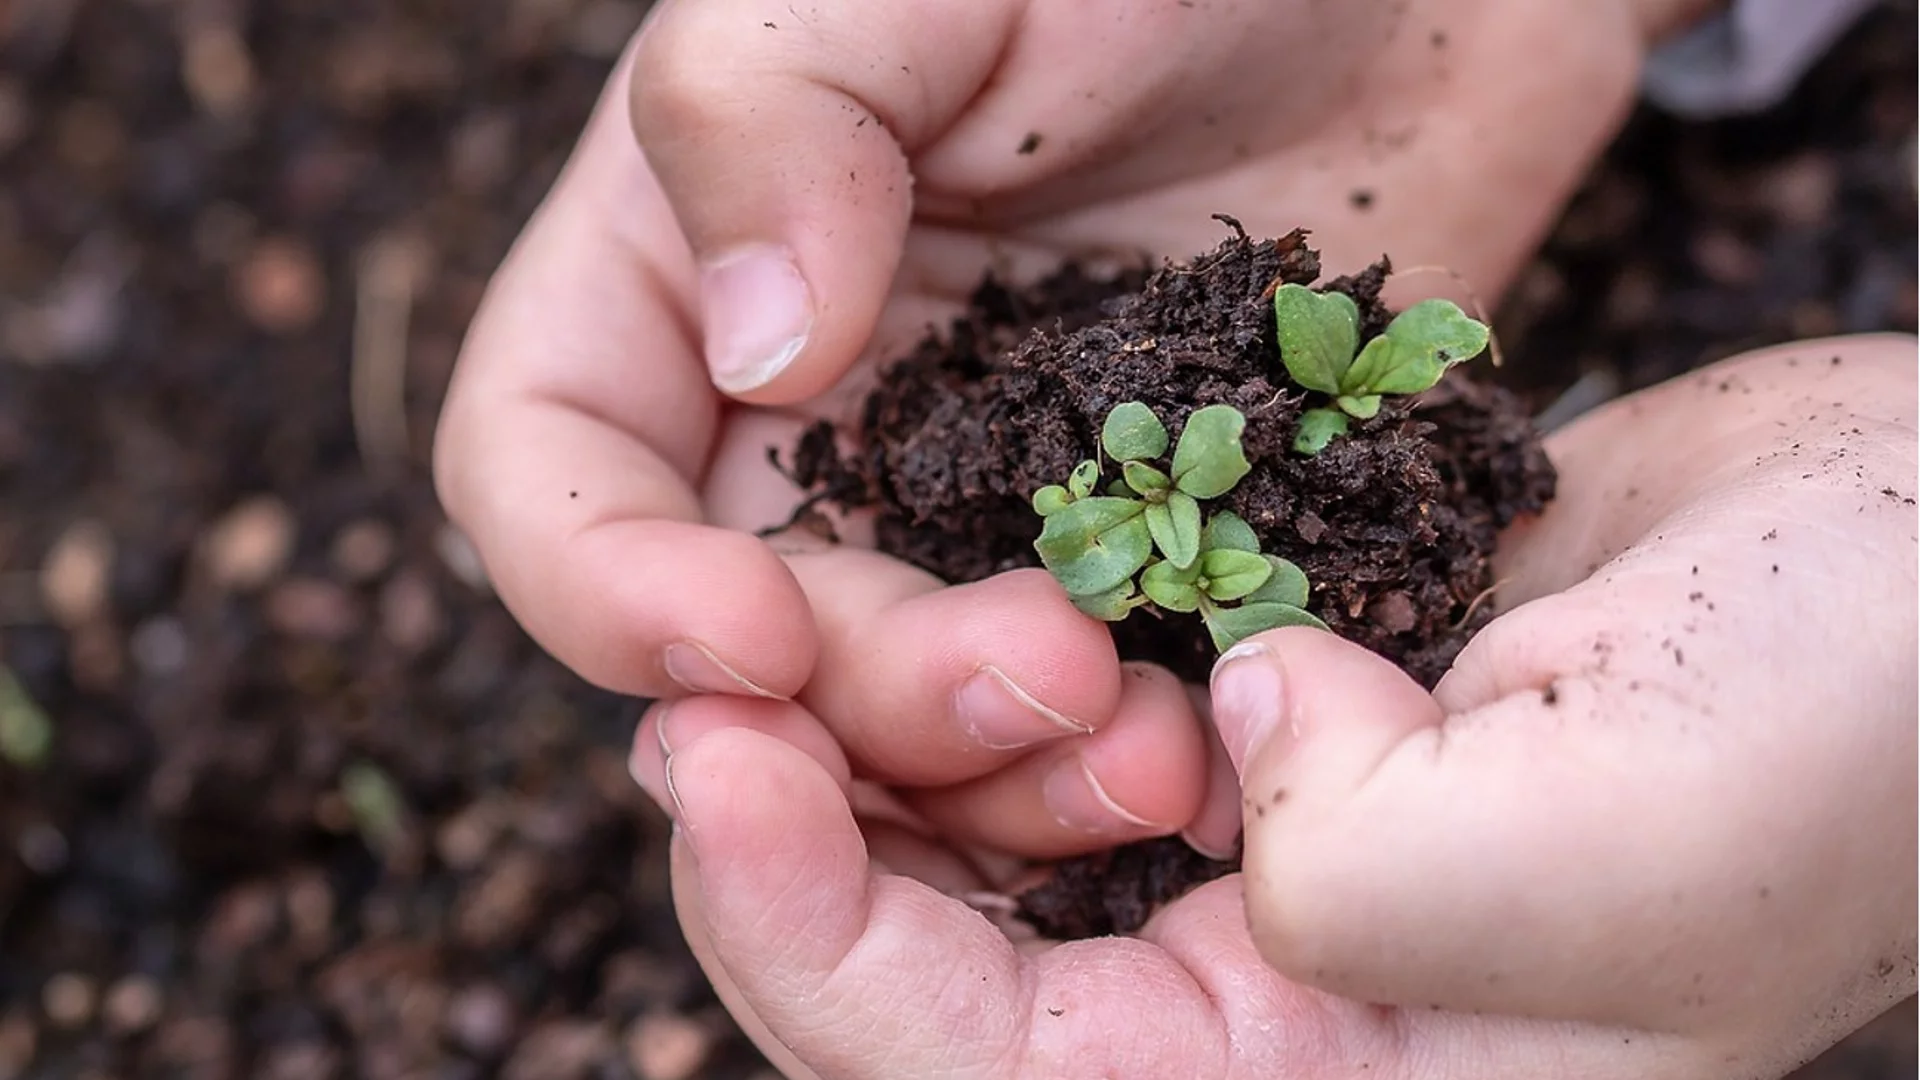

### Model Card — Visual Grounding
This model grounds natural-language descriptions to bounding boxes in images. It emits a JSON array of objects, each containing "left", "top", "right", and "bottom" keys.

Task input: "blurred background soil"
[{"left": 0, "top": 1, "right": 1912, "bottom": 1077}]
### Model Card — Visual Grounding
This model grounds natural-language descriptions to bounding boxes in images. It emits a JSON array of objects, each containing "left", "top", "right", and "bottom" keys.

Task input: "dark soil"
[
  {"left": 1494, "top": 3, "right": 1918, "bottom": 406},
  {"left": 789, "top": 226, "right": 1556, "bottom": 937},
  {"left": 792, "top": 226, "right": 1555, "bottom": 692},
  {"left": 0, "top": 0, "right": 1911, "bottom": 1077}
]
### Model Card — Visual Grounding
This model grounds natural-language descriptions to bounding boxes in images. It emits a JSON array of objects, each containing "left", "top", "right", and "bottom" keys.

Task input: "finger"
[
  {"left": 629, "top": 697, "right": 853, "bottom": 815},
  {"left": 794, "top": 557, "right": 1126, "bottom": 785},
  {"left": 664, "top": 725, "right": 1027, "bottom": 1079},
  {"left": 1179, "top": 686, "right": 1245, "bottom": 862},
  {"left": 910, "top": 663, "right": 1208, "bottom": 859},
  {"left": 629, "top": 0, "right": 1022, "bottom": 400},
  {"left": 665, "top": 721, "right": 1241, "bottom": 1079},
  {"left": 434, "top": 45, "right": 816, "bottom": 699},
  {"left": 704, "top": 405, "right": 1128, "bottom": 785}
]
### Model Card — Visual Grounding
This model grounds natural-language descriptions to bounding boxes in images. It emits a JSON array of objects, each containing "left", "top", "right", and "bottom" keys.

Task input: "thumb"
[
  {"left": 628, "top": 0, "right": 1018, "bottom": 401},
  {"left": 1208, "top": 626, "right": 1633, "bottom": 1021},
  {"left": 1206, "top": 621, "right": 1898, "bottom": 1036}
]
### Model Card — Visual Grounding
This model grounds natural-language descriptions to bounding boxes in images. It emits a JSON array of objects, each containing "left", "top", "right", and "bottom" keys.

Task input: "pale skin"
[{"left": 432, "top": 0, "right": 1917, "bottom": 1077}]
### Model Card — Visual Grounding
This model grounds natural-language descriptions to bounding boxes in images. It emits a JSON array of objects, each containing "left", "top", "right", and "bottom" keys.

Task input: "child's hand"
[
  {"left": 630, "top": 337, "right": 1915, "bottom": 1080},
  {"left": 435, "top": 0, "right": 1693, "bottom": 843},
  {"left": 1216, "top": 337, "right": 1916, "bottom": 1056}
]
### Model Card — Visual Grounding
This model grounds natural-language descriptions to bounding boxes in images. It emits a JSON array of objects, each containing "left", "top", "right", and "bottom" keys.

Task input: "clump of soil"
[{"left": 788, "top": 222, "right": 1556, "bottom": 937}]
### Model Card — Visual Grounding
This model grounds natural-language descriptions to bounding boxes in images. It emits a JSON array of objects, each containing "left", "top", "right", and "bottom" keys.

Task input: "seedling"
[
  {"left": 0, "top": 664, "right": 51, "bottom": 769},
  {"left": 1272, "top": 284, "right": 1490, "bottom": 454},
  {"left": 340, "top": 760, "right": 407, "bottom": 857},
  {"left": 1031, "top": 402, "right": 1327, "bottom": 651}
]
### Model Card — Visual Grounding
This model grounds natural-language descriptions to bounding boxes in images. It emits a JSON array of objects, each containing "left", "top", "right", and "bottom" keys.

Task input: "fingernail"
[
  {"left": 663, "top": 641, "right": 779, "bottom": 698},
  {"left": 629, "top": 703, "right": 673, "bottom": 812},
  {"left": 955, "top": 666, "right": 1091, "bottom": 750},
  {"left": 1042, "top": 759, "right": 1161, "bottom": 835},
  {"left": 663, "top": 753, "right": 688, "bottom": 820},
  {"left": 1210, "top": 641, "right": 1288, "bottom": 776},
  {"left": 700, "top": 245, "right": 812, "bottom": 393},
  {"left": 1180, "top": 827, "right": 1239, "bottom": 862}
]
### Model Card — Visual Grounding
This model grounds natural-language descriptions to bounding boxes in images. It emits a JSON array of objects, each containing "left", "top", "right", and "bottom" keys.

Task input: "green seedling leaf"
[
  {"left": 1102, "top": 401, "right": 1169, "bottom": 462},
  {"left": 1272, "top": 284, "right": 1359, "bottom": 395},
  {"left": 1072, "top": 580, "right": 1144, "bottom": 621},
  {"left": 0, "top": 665, "right": 52, "bottom": 769},
  {"left": 1123, "top": 460, "right": 1172, "bottom": 497},
  {"left": 1244, "top": 556, "right": 1311, "bottom": 608},
  {"left": 1167, "top": 492, "right": 1202, "bottom": 562},
  {"left": 1336, "top": 394, "right": 1381, "bottom": 420},
  {"left": 1342, "top": 298, "right": 1489, "bottom": 396},
  {"left": 1203, "top": 601, "right": 1330, "bottom": 652},
  {"left": 1106, "top": 478, "right": 1133, "bottom": 497},
  {"left": 1141, "top": 559, "right": 1203, "bottom": 612},
  {"left": 1032, "top": 485, "right": 1072, "bottom": 516},
  {"left": 1343, "top": 335, "right": 1433, "bottom": 399},
  {"left": 1171, "top": 405, "right": 1252, "bottom": 499},
  {"left": 1383, "top": 298, "right": 1490, "bottom": 369},
  {"left": 1290, "top": 405, "right": 1351, "bottom": 451},
  {"left": 1200, "top": 511, "right": 1260, "bottom": 553},
  {"left": 1033, "top": 497, "right": 1152, "bottom": 596},
  {"left": 1068, "top": 459, "right": 1101, "bottom": 499},
  {"left": 1293, "top": 407, "right": 1349, "bottom": 455},
  {"left": 1198, "top": 548, "right": 1273, "bottom": 601},
  {"left": 341, "top": 760, "right": 407, "bottom": 855},
  {"left": 1145, "top": 491, "right": 1202, "bottom": 569}
]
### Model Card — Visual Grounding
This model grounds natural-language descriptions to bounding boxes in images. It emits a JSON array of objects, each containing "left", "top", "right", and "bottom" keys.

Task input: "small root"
[{"left": 1452, "top": 575, "right": 1510, "bottom": 629}]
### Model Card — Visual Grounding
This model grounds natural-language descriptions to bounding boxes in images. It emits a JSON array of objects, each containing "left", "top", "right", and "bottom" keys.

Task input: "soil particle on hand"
[{"left": 1013, "top": 836, "right": 1238, "bottom": 940}]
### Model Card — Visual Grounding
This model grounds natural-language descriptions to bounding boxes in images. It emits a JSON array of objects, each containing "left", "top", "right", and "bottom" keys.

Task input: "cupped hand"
[
  {"left": 631, "top": 337, "right": 1917, "bottom": 1080},
  {"left": 436, "top": 0, "right": 1693, "bottom": 857}
]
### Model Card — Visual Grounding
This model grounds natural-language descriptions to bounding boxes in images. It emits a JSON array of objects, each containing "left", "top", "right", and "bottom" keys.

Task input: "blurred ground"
[{"left": 0, "top": 1, "right": 1912, "bottom": 1078}]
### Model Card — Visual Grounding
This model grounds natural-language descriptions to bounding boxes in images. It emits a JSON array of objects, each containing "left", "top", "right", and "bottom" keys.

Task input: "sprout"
[
  {"left": 1272, "top": 283, "right": 1491, "bottom": 454},
  {"left": 1030, "top": 403, "right": 1326, "bottom": 652}
]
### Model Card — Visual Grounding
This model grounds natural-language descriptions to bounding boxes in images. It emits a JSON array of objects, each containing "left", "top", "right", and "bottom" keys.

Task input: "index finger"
[{"left": 433, "top": 43, "right": 815, "bottom": 699}]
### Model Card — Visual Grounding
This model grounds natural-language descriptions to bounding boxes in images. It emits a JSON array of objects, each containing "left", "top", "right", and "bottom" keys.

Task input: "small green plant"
[
  {"left": 340, "top": 760, "right": 407, "bottom": 857},
  {"left": 1031, "top": 402, "right": 1327, "bottom": 651},
  {"left": 0, "top": 664, "right": 51, "bottom": 770},
  {"left": 1272, "top": 284, "right": 1490, "bottom": 454}
]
